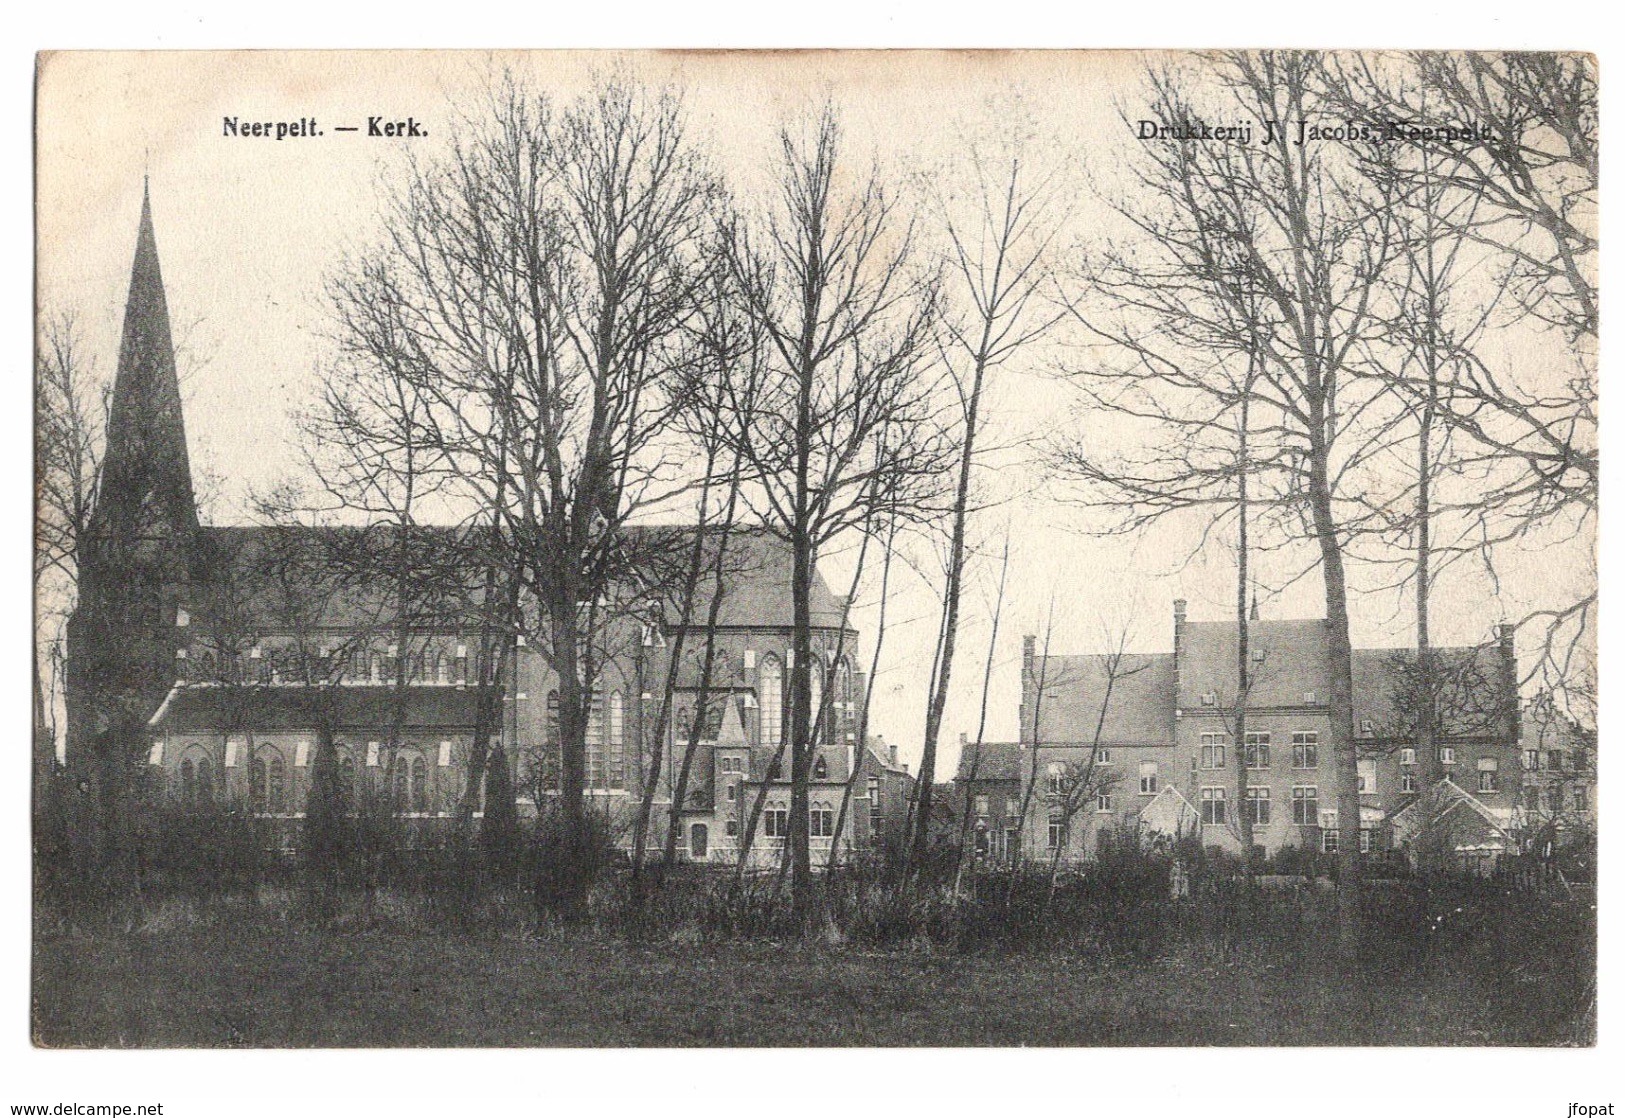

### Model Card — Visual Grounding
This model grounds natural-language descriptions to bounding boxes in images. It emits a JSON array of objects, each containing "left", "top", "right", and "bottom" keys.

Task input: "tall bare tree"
[
  {"left": 326, "top": 73, "right": 718, "bottom": 920},
  {"left": 714, "top": 107, "right": 952, "bottom": 924},
  {"left": 1057, "top": 53, "right": 1406, "bottom": 961},
  {"left": 907, "top": 148, "right": 1062, "bottom": 875}
]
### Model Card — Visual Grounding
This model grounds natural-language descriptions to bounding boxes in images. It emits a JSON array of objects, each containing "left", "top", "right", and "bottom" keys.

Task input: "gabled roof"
[
  {"left": 1176, "top": 616, "right": 1510, "bottom": 737},
  {"left": 646, "top": 527, "right": 852, "bottom": 631},
  {"left": 1138, "top": 785, "right": 1199, "bottom": 836},
  {"left": 186, "top": 523, "right": 849, "bottom": 637},
  {"left": 1389, "top": 778, "right": 1511, "bottom": 844},
  {"left": 955, "top": 741, "right": 1022, "bottom": 783},
  {"left": 1031, "top": 652, "right": 1176, "bottom": 745}
]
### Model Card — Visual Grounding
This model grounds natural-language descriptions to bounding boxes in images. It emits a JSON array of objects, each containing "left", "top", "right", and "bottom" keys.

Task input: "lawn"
[{"left": 32, "top": 915, "right": 1590, "bottom": 1047}]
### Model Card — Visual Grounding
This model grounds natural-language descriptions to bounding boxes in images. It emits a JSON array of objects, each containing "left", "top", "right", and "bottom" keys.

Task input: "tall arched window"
[
  {"left": 609, "top": 691, "right": 625, "bottom": 789},
  {"left": 251, "top": 749, "right": 285, "bottom": 812},
  {"left": 410, "top": 755, "right": 427, "bottom": 812},
  {"left": 196, "top": 757, "right": 213, "bottom": 803},
  {"left": 546, "top": 690, "right": 560, "bottom": 745},
  {"left": 269, "top": 753, "right": 286, "bottom": 811},
  {"left": 835, "top": 658, "right": 854, "bottom": 733},
  {"left": 337, "top": 754, "right": 356, "bottom": 802},
  {"left": 433, "top": 652, "right": 447, "bottom": 685},
  {"left": 180, "top": 758, "right": 196, "bottom": 804},
  {"left": 809, "top": 663, "right": 824, "bottom": 748},
  {"left": 759, "top": 656, "right": 783, "bottom": 749}
]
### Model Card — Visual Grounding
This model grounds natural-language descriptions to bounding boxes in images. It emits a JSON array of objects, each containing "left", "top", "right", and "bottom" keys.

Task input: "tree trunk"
[
  {"left": 1308, "top": 438, "right": 1361, "bottom": 967},
  {"left": 788, "top": 526, "right": 814, "bottom": 927}
]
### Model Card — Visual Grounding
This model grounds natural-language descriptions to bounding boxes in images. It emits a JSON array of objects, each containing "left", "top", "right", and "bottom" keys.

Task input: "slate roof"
[
  {"left": 1178, "top": 618, "right": 1509, "bottom": 738},
  {"left": 1031, "top": 652, "right": 1177, "bottom": 745},
  {"left": 1177, "top": 619, "right": 1331, "bottom": 710},
  {"left": 954, "top": 741, "right": 1022, "bottom": 783},
  {"left": 644, "top": 526, "right": 851, "bottom": 631},
  {"left": 185, "top": 523, "right": 849, "bottom": 636},
  {"left": 151, "top": 683, "right": 483, "bottom": 733}
]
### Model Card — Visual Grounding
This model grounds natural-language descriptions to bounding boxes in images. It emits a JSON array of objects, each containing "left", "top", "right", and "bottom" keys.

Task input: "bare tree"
[
  {"left": 1324, "top": 53, "right": 1597, "bottom": 706},
  {"left": 325, "top": 73, "right": 718, "bottom": 921},
  {"left": 713, "top": 106, "right": 953, "bottom": 925},
  {"left": 35, "top": 311, "right": 109, "bottom": 802},
  {"left": 1058, "top": 52, "right": 1407, "bottom": 962},
  {"left": 907, "top": 147, "right": 1063, "bottom": 875}
]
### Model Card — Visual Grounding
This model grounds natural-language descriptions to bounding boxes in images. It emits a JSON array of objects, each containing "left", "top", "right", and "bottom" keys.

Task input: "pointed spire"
[{"left": 90, "top": 185, "right": 199, "bottom": 550}]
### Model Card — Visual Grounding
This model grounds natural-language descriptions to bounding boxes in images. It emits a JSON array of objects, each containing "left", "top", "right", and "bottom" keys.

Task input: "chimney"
[
  {"left": 1173, "top": 598, "right": 1187, "bottom": 627},
  {"left": 958, "top": 732, "right": 967, "bottom": 748},
  {"left": 1249, "top": 592, "right": 1260, "bottom": 622},
  {"left": 1497, "top": 622, "right": 1519, "bottom": 741},
  {"left": 888, "top": 742, "right": 898, "bottom": 768}
]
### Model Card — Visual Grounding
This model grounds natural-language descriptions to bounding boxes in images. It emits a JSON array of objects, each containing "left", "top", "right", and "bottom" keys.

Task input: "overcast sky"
[{"left": 36, "top": 50, "right": 1592, "bottom": 770}]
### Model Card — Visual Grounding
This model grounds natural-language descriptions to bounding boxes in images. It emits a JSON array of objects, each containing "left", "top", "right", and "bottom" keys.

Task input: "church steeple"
[
  {"left": 90, "top": 181, "right": 200, "bottom": 551},
  {"left": 66, "top": 185, "right": 202, "bottom": 792}
]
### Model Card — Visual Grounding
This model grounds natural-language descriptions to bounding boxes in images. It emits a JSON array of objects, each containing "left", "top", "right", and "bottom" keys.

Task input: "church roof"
[
  {"left": 89, "top": 183, "right": 200, "bottom": 555},
  {"left": 186, "top": 523, "right": 851, "bottom": 637},
  {"left": 151, "top": 683, "right": 483, "bottom": 733}
]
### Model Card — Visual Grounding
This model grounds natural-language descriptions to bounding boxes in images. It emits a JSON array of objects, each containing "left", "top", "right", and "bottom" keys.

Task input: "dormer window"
[
  {"left": 1251, "top": 648, "right": 1266, "bottom": 663},
  {"left": 1201, "top": 691, "right": 1217, "bottom": 706}
]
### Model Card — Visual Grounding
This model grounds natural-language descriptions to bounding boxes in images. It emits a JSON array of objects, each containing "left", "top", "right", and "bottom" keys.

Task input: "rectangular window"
[
  {"left": 1357, "top": 758, "right": 1377, "bottom": 794},
  {"left": 1244, "top": 732, "right": 1270, "bottom": 769},
  {"left": 1292, "top": 785, "right": 1319, "bottom": 826},
  {"left": 1005, "top": 796, "right": 1020, "bottom": 817},
  {"left": 1477, "top": 758, "right": 1499, "bottom": 793},
  {"left": 1400, "top": 771, "right": 1417, "bottom": 793},
  {"left": 1096, "top": 748, "right": 1112, "bottom": 765},
  {"left": 1524, "top": 749, "right": 1541, "bottom": 771},
  {"left": 1200, "top": 787, "right": 1227, "bottom": 825},
  {"left": 1244, "top": 786, "right": 1271, "bottom": 827},
  {"left": 726, "top": 782, "right": 737, "bottom": 802},
  {"left": 1549, "top": 750, "right": 1565, "bottom": 771},
  {"left": 764, "top": 809, "right": 789, "bottom": 838},
  {"left": 1359, "top": 828, "right": 1373, "bottom": 854},
  {"left": 1201, "top": 733, "right": 1227, "bottom": 769},
  {"left": 1292, "top": 731, "right": 1318, "bottom": 769},
  {"left": 1047, "top": 817, "right": 1065, "bottom": 850},
  {"left": 974, "top": 794, "right": 990, "bottom": 817},
  {"left": 1139, "top": 760, "right": 1159, "bottom": 795},
  {"left": 1360, "top": 719, "right": 1374, "bottom": 737},
  {"left": 1201, "top": 691, "right": 1217, "bottom": 706},
  {"left": 1323, "top": 829, "right": 1340, "bottom": 854},
  {"left": 1438, "top": 747, "right": 1456, "bottom": 766},
  {"left": 1400, "top": 747, "right": 1416, "bottom": 766},
  {"left": 809, "top": 808, "right": 835, "bottom": 838},
  {"left": 725, "top": 819, "right": 739, "bottom": 837},
  {"left": 1097, "top": 791, "right": 1113, "bottom": 813},
  {"left": 1574, "top": 787, "right": 1588, "bottom": 812},
  {"left": 1046, "top": 763, "right": 1066, "bottom": 795}
]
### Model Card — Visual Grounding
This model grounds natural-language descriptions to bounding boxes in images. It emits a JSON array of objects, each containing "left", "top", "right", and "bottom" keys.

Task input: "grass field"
[{"left": 32, "top": 914, "right": 1592, "bottom": 1048}]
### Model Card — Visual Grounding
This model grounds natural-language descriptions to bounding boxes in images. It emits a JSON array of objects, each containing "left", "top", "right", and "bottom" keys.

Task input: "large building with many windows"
[
  {"left": 996, "top": 600, "right": 1524, "bottom": 866},
  {"left": 87, "top": 190, "right": 908, "bottom": 867}
]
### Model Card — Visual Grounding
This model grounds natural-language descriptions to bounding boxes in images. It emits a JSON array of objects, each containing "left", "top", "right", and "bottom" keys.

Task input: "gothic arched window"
[{"left": 759, "top": 656, "right": 783, "bottom": 749}]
